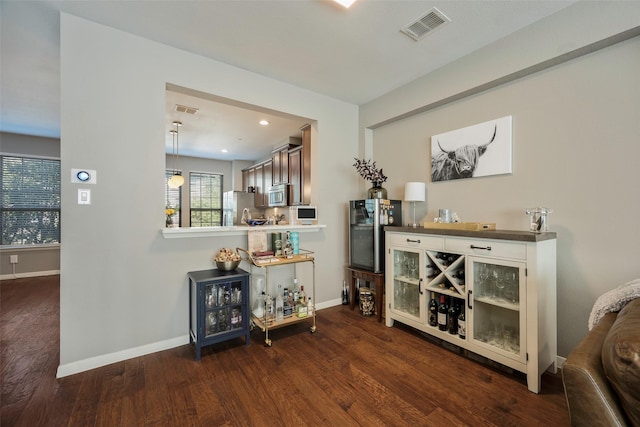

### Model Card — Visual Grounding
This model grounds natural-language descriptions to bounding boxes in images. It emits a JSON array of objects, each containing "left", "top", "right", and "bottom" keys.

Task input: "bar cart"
[{"left": 237, "top": 247, "right": 316, "bottom": 347}]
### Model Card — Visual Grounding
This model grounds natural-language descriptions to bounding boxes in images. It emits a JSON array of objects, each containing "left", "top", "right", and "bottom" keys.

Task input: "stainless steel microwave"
[{"left": 267, "top": 184, "right": 289, "bottom": 207}]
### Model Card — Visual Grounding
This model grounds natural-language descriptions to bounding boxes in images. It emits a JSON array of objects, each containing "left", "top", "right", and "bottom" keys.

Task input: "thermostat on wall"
[{"left": 71, "top": 168, "right": 97, "bottom": 184}]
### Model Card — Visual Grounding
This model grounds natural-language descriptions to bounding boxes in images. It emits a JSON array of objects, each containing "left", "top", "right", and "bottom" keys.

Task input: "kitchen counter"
[{"left": 162, "top": 223, "right": 326, "bottom": 239}]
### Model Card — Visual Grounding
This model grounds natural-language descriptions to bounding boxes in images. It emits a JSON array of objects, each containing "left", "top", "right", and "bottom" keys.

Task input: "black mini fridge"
[{"left": 348, "top": 199, "right": 402, "bottom": 273}]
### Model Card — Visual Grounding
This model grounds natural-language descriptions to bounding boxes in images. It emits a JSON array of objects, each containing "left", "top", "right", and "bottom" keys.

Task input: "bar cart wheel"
[
  {"left": 310, "top": 326, "right": 317, "bottom": 333},
  {"left": 264, "top": 338, "right": 272, "bottom": 347}
]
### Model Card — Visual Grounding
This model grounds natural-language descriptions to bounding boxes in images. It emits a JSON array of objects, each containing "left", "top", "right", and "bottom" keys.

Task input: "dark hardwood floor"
[{"left": 1, "top": 275, "right": 570, "bottom": 426}]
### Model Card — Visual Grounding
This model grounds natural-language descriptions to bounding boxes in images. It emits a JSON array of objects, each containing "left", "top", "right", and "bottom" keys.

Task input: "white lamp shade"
[
  {"left": 168, "top": 174, "right": 184, "bottom": 188},
  {"left": 404, "top": 182, "right": 425, "bottom": 202}
]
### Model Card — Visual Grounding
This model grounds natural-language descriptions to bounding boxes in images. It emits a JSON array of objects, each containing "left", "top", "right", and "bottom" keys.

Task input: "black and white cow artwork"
[{"left": 431, "top": 125, "right": 497, "bottom": 182}]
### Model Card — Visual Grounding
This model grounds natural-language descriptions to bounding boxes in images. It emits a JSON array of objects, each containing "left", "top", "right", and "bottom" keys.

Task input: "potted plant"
[{"left": 353, "top": 158, "right": 388, "bottom": 199}]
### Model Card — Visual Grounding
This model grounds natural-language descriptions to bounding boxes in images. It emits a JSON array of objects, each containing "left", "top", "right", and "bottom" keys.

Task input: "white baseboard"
[
  {"left": 56, "top": 335, "right": 189, "bottom": 378},
  {"left": 56, "top": 299, "right": 345, "bottom": 378},
  {"left": 0, "top": 270, "right": 60, "bottom": 281}
]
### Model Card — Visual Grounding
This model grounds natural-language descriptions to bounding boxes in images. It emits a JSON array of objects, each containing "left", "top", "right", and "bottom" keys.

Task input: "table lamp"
[{"left": 404, "top": 182, "right": 426, "bottom": 228}]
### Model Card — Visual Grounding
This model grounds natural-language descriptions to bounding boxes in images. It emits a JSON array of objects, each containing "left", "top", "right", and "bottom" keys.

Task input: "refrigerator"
[
  {"left": 349, "top": 199, "right": 402, "bottom": 273},
  {"left": 223, "top": 191, "right": 259, "bottom": 226}
]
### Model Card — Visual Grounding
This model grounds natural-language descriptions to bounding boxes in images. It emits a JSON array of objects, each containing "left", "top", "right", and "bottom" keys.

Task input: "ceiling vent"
[
  {"left": 401, "top": 7, "right": 450, "bottom": 42},
  {"left": 175, "top": 104, "right": 199, "bottom": 115}
]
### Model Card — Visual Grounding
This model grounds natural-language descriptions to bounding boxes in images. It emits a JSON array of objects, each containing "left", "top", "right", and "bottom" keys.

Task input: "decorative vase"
[
  {"left": 166, "top": 215, "right": 173, "bottom": 228},
  {"left": 367, "top": 183, "right": 387, "bottom": 199}
]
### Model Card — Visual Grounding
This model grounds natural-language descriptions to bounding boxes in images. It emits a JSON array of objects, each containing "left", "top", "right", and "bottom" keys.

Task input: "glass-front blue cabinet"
[{"left": 188, "top": 268, "right": 250, "bottom": 360}]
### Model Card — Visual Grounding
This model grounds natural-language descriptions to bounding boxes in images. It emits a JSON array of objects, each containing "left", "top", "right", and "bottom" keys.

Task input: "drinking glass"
[
  {"left": 495, "top": 268, "right": 506, "bottom": 302},
  {"left": 408, "top": 257, "right": 418, "bottom": 279}
]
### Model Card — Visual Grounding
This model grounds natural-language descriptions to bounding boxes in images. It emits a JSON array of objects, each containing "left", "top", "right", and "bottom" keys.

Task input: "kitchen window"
[
  {"left": 190, "top": 172, "right": 222, "bottom": 227},
  {"left": 0, "top": 155, "right": 61, "bottom": 245}
]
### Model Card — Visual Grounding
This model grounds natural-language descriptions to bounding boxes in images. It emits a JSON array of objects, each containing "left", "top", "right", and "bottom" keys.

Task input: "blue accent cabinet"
[{"left": 188, "top": 268, "right": 250, "bottom": 360}]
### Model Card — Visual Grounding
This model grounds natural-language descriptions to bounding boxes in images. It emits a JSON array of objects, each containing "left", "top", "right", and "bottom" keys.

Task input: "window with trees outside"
[
  {"left": 190, "top": 172, "right": 222, "bottom": 227},
  {"left": 1, "top": 155, "right": 61, "bottom": 245},
  {"left": 165, "top": 170, "right": 181, "bottom": 227}
]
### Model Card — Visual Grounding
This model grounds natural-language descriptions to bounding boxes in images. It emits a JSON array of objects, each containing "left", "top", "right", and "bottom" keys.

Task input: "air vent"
[
  {"left": 175, "top": 104, "right": 199, "bottom": 115},
  {"left": 401, "top": 7, "right": 450, "bottom": 42}
]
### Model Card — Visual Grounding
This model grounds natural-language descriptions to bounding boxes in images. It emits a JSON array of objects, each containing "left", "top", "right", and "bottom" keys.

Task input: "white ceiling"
[{"left": 0, "top": 0, "right": 577, "bottom": 161}]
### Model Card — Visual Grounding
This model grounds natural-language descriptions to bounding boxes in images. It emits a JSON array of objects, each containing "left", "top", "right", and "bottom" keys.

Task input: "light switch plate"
[{"left": 78, "top": 188, "right": 91, "bottom": 205}]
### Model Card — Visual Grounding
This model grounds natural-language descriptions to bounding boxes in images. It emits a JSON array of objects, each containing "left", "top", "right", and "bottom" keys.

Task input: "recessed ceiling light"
[
  {"left": 221, "top": 149, "right": 228, "bottom": 153},
  {"left": 334, "top": 0, "right": 356, "bottom": 8},
  {"left": 259, "top": 120, "right": 270, "bottom": 126}
]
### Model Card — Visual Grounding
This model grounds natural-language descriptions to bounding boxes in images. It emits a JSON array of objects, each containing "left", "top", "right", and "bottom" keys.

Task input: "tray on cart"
[{"left": 237, "top": 247, "right": 314, "bottom": 266}]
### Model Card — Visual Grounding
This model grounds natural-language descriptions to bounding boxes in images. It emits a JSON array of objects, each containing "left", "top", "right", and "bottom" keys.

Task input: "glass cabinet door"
[
  {"left": 389, "top": 247, "right": 424, "bottom": 323},
  {"left": 468, "top": 257, "right": 526, "bottom": 362},
  {"left": 204, "top": 280, "right": 243, "bottom": 337}
]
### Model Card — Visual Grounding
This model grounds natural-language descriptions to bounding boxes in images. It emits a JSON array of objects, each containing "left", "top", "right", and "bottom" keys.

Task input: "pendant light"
[{"left": 168, "top": 120, "right": 184, "bottom": 188}]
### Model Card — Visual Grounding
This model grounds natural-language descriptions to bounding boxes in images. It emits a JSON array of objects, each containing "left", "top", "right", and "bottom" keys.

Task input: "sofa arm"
[{"left": 562, "top": 312, "right": 629, "bottom": 427}]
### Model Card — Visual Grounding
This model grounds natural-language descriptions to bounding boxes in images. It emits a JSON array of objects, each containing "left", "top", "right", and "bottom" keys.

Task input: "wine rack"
[
  {"left": 425, "top": 251, "right": 465, "bottom": 298},
  {"left": 385, "top": 228, "right": 557, "bottom": 394}
]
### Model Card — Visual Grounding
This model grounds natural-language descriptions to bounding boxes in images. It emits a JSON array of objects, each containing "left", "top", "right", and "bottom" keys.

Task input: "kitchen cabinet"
[
  {"left": 244, "top": 160, "right": 273, "bottom": 208},
  {"left": 242, "top": 167, "right": 255, "bottom": 193},
  {"left": 385, "top": 228, "right": 556, "bottom": 393},
  {"left": 289, "top": 124, "right": 311, "bottom": 205},
  {"left": 187, "top": 268, "right": 251, "bottom": 360},
  {"left": 271, "top": 138, "right": 300, "bottom": 185}
]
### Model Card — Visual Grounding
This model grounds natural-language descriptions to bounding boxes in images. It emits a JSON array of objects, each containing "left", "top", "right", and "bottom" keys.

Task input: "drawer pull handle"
[
  {"left": 406, "top": 239, "right": 421, "bottom": 243},
  {"left": 470, "top": 245, "right": 491, "bottom": 251}
]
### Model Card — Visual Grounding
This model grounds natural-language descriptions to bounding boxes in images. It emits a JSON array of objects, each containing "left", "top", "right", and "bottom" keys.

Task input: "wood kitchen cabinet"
[
  {"left": 252, "top": 161, "right": 272, "bottom": 208},
  {"left": 272, "top": 138, "right": 299, "bottom": 185},
  {"left": 242, "top": 167, "right": 255, "bottom": 193},
  {"left": 289, "top": 124, "right": 311, "bottom": 205}
]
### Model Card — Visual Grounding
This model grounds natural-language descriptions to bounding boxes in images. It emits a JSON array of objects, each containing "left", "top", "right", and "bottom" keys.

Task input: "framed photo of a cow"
[{"left": 431, "top": 116, "right": 512, "bottom": 182}]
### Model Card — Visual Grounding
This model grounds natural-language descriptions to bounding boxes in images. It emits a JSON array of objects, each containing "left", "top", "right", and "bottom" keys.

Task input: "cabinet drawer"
[
  {"left": 445, "top": 237, "right": 527, "bottom": 260},
  {"left": 386, "top": 233, "right": 443, "bottom": 250}
]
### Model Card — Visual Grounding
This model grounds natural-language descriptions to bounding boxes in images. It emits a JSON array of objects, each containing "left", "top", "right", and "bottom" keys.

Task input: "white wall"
[
  {"left": 59, "top": 13, "right": 359, "bottom": 376},
  {"left": 361, "top": 3, "right": 640, "bottom": 357}
]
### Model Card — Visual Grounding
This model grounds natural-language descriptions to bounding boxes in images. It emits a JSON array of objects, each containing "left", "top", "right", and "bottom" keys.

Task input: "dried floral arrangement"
[{"left": 353, "top": 158, "right": 387, "bottom": 185}]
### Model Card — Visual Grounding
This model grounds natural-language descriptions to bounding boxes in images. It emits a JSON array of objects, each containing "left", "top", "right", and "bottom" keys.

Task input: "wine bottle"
[
  {"left": 437, "top": 295, "right": 448, "bottom": 331},
  {"left": 276, "top": 285, "right": 284, "bottom": 322},
  {"left": 458, "top": 305, "right": 466, "bottom": 339},
  {"left": 447, "top": 298, "right": 458, "bottom": 335},
  {"left": 428, "top": 292, "right": 438, "bottom": 327},
  {"left": 342, "top": 280, "right": 349, "bottom": 305}
]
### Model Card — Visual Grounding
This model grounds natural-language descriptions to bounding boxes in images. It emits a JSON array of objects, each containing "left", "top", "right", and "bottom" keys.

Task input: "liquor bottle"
[
  {"left": 458, "top": 305, "right": 466, "bottom": 339},
  {"left": 307, "top": 298, "right": 314, "bottom": 315},
  {"left": 275, "top": 285, "right": 284, "bottom": 322},
  {"left": 299, "top": 285, "right": 307, "bottom": 305},
  {"left": 283, "top": 287, "right": 293, "bottom": 317},
  {"left": 437, "top": 295, "right": 448, "bottom": 331},
  {"left": 428, "top": 292, "right": 438, "bottom": 327},
  {"left": 448, "top": 298, "right": 458, "bottom": 335},
  {"left": 342, "top": 280, "right": 349, "bottom": 305},
  {"left": 292, "top": 278, "right": 299, "bottom": 303},
  {"left": 283, "top": 231, "right": 293, "bottom": 258}
]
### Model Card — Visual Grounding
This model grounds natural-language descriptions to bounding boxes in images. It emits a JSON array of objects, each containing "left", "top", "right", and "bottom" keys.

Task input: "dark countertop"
[{"left": 385, "top": 226, "right": 556, "bottom": 242}]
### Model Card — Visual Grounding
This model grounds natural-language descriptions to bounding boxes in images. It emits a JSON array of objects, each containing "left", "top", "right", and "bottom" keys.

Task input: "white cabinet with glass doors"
[{"left": 385, "top": 229, "right": 556, "bottom": 394}]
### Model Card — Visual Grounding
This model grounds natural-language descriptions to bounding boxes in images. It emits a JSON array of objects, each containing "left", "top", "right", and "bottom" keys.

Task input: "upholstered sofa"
[{"left": 562, "top": 297, "right": 640, "bottom": 426}]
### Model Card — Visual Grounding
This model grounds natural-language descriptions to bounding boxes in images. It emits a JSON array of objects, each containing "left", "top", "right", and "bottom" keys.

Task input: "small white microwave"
[{"left": 289, "top": 206, "right": 318, "bottom": 225}]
